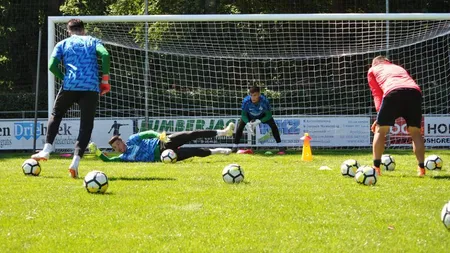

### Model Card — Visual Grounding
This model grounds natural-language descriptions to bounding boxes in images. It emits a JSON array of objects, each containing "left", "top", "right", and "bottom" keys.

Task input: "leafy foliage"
[
  {"left": 0, "top": 92, "right": 47, "bottom": 118},
  {"left": 1, "top": 0, "right": 450, "bottom": 113},
  {"left": 60, "top": 0, "right": 115, "bottom": 15},
  {"left": 0, "top": 0, "right": 47, "bottom": 92}
]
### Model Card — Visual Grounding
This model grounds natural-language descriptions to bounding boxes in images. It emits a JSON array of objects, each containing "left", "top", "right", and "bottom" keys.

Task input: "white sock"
[
  {"left": 210, "top": 148, "right": 230, "bottom": 154},
  {"left": 42, "top": 143, "right": 53, "bottom": 153},
  {"left": 69, "top": 155, "right": 81, "bottom": 169},
  {"left": 216, "top": 129, "right": 226, "bottom": 136}
]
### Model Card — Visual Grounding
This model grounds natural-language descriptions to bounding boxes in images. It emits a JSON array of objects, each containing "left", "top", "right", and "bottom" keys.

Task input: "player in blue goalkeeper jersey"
[
  {"left": 32, "top": 19, "right": 110, "bottom": 178},
  {"left": 89, "top": 122, "right": 235, "bottom": 162},
  {"left": 232, "top": 86, "right": 285, "bottom": 154}
]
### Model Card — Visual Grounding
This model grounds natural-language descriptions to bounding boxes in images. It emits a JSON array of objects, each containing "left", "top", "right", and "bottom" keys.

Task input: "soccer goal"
[{"left": 48, "top": 14, "right": 450, "bottom": 148}]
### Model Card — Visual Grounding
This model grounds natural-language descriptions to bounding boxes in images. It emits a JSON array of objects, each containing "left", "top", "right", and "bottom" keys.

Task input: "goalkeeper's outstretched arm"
[
  {"left": 89, "top": 142, "right": 121, "bottom": 162},
  {"left": 98, "top": 153, "right": 121, "bottom": 162},
  {"left": 138, "top": 130, "right": 170, "bottom": 143},
  {"left": 138, "top": 130, "right": 160, "bottom": 139}
]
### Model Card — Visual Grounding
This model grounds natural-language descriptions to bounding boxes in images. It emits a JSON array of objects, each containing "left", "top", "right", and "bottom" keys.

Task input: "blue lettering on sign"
[
  {"left": 14, "top": 122, "right": 41, "bottom": 140},
  {"left": 259, "top": 119, "right": 300, "bottom": 135}
]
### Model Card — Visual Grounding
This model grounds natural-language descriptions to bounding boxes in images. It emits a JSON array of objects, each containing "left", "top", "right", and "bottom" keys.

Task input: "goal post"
[{"left": 47, "top": 13, "right": 450, "bottom": 148}]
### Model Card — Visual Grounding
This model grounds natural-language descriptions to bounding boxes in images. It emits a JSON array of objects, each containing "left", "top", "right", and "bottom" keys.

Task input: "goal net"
[{"left": 48, "top": 14, "right": 450, "bottom": 149}]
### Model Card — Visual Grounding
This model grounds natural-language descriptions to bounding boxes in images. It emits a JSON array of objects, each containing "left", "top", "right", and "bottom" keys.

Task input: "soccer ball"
[
  {"left": 355, "top": 166, "right": 378, "bottom": 186},
  {"left": 22, "top": 159, "right": 41, "bottom": 176},
  {"left": 222, "top": 164, "right": 244, "bottom": 184},
  {"left": 381, "top": 154, "right": 396, "bottom": 171},
  {"left": 161, "top": 149, "right": 177, "bottom": 163},
  {"left": 340, "top": 159, "right": 360, "bottom": 177},
  {"left": 425, "top": 155, "right": 443, "bottom": 170},
  {"left": 441, "top": 201, "right": 450, "bottom": 230},
  {"left": 83, "top": 170, "right": 109, "bottom": 194}
]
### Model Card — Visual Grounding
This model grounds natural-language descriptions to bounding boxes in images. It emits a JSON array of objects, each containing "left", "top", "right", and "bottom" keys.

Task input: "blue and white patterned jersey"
[
  {"left": 241, "top": 95, "right": 271, "bottom": 119},
  {"left": 51, "top": 35, "right": 102, "bottom": 92},
  {"left": 119, "top": 134, "right": 160, "bottom": 162}
]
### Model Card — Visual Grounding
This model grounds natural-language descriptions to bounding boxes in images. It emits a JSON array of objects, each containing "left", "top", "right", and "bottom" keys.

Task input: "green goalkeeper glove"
[{"left": 88, "top": 142, "right": 103, "bottom": 156}]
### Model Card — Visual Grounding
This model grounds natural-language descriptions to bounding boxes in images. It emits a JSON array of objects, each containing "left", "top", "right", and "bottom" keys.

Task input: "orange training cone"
[{"left": 301, "top": 133, "right": 313, "bottom": 161}]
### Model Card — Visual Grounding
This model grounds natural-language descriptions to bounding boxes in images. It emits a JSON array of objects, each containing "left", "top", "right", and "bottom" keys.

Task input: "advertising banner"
[
  {"left": 388, "top": 116, "right": 450, "bottom": 147},
  {"left": 255, "top": 117, "right": 371, "bottom": 147},
  {"left": 0, "top": 119, "right": 134, "bottom": 150},
  {"left": 388, "top": 117, "right": 423, "bottom": 147},
  {"left": 138, "top": 117, "right": 242, "bottom": 147},
  {"left": 424, "top": 116, "right": 450, "bottom": 147},
  {"left": 5, "top": 116, "right": 447, "bottom": 150}
]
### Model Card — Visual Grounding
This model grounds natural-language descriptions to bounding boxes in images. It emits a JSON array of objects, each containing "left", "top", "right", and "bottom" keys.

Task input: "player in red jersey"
[{"left": 367, "top": 56, "right": 425, "bottom": 177}]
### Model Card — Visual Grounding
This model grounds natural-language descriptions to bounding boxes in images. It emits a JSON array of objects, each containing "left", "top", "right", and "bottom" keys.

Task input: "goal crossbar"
[
  {"left": 49, "top": 13, "right": 450, "bottom": 23},
  {"left": 47, "top": 13, "right": 450, "bottom": 118}
]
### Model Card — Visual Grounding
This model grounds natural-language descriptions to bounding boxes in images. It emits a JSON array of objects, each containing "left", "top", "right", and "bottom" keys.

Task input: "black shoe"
[{"left": 231, "top": 147, "right": 238, "bottom": 153}]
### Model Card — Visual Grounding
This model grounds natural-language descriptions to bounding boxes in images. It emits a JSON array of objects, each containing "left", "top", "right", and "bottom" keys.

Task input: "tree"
[
  {"left": 0, "top": 0, "right": 48, "bottom": 92},
  {"left": 60, "top": 0, "right": 115, "bottom": 15}
]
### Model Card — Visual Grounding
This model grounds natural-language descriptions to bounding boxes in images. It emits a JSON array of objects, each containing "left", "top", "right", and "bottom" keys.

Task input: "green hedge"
[{"left": 0, "top": 92, "right": 47, "bottom": 118}]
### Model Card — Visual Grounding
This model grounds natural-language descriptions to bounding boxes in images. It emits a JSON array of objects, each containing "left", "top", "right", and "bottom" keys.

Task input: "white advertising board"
[
  {"left": 256, "top": 117, "right": 371, "bottom": 147},
  {"left": 13, "top": 115, "right": 450, "bottom": 149},
  {"left": 424, "top": 116, "right": 450, "bottom": 147},
  {"left": 0, "top": 119, "right": 134, "bottom": 150}
]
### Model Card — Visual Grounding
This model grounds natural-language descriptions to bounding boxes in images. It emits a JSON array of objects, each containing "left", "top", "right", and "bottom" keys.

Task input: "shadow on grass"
[
  {"left": 84, "top": 191, "right": 115, "bottom": 195},
  {"left": 41, "top": 176, "right": 65, "bottom": 179},
  {"left": 237, "top": 149, "right": 375, "bottom": 157},
  {"left": 109, "top": 176, "right": 177, "bottom": 181},
  {"left": 430, "top": 175, "right": 450, "bottom": 180},
  {"left": 382, "top": 173, "right": 450, "bottom": 180},
  {"left": 237, "top": 150, "right": 299, "bottom": 157}
]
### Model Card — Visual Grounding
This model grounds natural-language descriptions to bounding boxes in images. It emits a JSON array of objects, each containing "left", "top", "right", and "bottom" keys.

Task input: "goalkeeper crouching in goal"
[
  {"left": 88, "top": 123, "right": 235, "bottom": 162},
  {"left": 233, "top": 86, "right": 285, "bottom": 155}
]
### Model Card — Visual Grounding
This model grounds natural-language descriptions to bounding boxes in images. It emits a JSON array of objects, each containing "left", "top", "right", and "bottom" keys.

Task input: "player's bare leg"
[
  {"left": 373, "top": 125, "right": 389, "bottom": 176},
  {"left": 409, "top": 126, "right": 426, "bottom": 177}
]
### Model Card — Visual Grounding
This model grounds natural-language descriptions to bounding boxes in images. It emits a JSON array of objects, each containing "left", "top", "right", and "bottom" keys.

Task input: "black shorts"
[
  {"left": 377, "top": 88, "right": 422, "bottom": 128},
  {"left": 53, "top": 90, "right": 98, "bottom": 118}
]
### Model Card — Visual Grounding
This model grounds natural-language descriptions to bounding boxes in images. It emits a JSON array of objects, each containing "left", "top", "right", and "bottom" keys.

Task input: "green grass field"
[{"left": 1, "top": 149, "right": 450, "bottom": 252}]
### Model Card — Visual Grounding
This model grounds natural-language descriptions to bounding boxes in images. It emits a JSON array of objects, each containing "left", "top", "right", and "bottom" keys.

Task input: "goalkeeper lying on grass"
[{"left": 89, "top": 123, "right": 235, "bottom": 162}]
